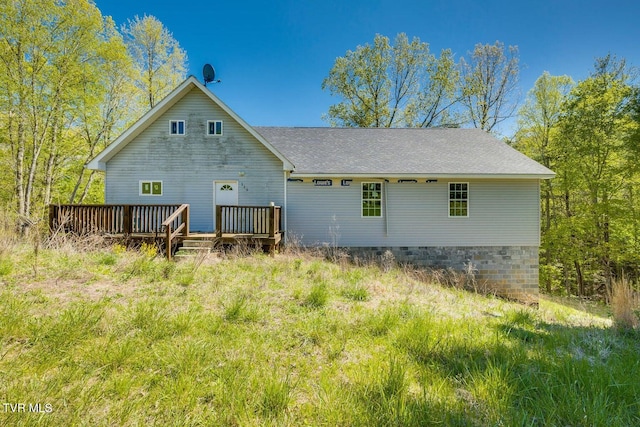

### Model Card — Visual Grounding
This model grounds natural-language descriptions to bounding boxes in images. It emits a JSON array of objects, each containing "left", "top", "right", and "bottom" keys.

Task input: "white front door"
[{"left": 214, "top": 181, "right": 238, "bottom": 229}]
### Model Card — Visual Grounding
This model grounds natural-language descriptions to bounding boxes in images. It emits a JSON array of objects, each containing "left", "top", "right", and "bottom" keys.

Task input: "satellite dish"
[{"left": 203, "top": 64, "right": 216, "bottom": 85}]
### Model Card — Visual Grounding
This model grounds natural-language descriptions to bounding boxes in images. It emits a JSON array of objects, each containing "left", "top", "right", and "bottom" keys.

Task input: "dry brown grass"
[{"left": 609, "top": 278, "right": 640, "bottom": 331}]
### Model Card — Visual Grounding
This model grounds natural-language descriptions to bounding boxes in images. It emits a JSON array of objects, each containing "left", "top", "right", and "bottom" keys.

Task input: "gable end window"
[
  {"left": 207, "top": 120, "right": 223, "bottom": 136},
  {"left": 362, "top": 182, "right": 382, "bottom": 217},
  {"left": 170, "top": 120, "right": 185, "bottom": 135},
  {"left": 449, "top": 182, "right": 468, "bottom": 217},
  {"left": 140, "top": 180, "right": 163, "bottom": 196}
]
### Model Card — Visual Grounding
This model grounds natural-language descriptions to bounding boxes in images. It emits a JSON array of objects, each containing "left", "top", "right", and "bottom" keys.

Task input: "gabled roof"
[
  {"left": 86, "top": 76, "right": 294, "bottom": 171},
  {"left": 255, "top": 127, "right": 555, "bottom": 179}
]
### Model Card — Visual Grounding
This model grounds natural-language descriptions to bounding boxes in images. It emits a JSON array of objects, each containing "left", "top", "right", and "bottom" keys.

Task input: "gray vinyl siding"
[
  {"left": 286, "top": 179, "right": 540, "bottom": 247},
  {"left": 105, "top": 87, "right": 284, "bottom": 231}
]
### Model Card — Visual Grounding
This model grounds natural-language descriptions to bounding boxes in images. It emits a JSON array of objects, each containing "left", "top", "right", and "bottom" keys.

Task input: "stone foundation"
[{"left": 346, "top": 246, "right": 539, "bottom": 302}]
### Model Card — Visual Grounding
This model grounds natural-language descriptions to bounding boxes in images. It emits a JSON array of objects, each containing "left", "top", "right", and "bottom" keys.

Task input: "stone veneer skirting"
[{"left": 345, "top": 246, "right": 539, "bottom": 302}]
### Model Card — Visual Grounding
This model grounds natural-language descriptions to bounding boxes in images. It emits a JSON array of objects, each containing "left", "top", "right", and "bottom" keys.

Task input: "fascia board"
[{"left": 289, "top": 173, "right": 556, "bottom": 180}]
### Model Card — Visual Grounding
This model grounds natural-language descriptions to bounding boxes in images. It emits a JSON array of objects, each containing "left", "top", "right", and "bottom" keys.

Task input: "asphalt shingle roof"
[{"left": 254, "top": 127, "right": 555, "bottom": 178}]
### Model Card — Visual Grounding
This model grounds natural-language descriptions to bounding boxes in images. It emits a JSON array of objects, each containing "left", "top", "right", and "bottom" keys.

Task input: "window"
[
  {"left": 140, "top": 180, "right": 163, "bottom": 196},
  {"left": 207, "top": 120, "right": 223, "bottom": 136},
  {"left": 449, "top": 182, "right": 468, "bottom": 217},
  {"left": 220, "top": 184, "right": 233, "bottom": 191},
  {"left": 362, "top": 182, "right": 382, "bottom": 217},
  {"left": 170, "top": 120, "right": 185, "bottom": 135}
]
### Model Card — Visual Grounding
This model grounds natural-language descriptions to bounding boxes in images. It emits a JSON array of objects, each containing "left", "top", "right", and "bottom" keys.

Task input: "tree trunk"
[
  {"left": 77, "top": 170, "right": 96, "bottom": 204},
  {"left": 575, "top": 260, "right": 585, "bottom": 296}
]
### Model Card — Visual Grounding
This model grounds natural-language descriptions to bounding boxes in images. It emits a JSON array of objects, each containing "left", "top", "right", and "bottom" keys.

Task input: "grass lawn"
[{"left": 0, "top": 239, "right": 639, "bottom": 426}]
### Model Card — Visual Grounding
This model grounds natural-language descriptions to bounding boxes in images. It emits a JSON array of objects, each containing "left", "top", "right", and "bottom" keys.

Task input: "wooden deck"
[{"left": 49, "top": 204, "right": 282, "bottom": 259}]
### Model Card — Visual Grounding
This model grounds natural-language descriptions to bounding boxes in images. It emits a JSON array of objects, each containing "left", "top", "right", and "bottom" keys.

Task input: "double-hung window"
[
  {"left": 170, "top": 120, "right": 185, "bottom": 135},
  {"left": 449, "top": 182, "right": 468, "bottom": 217},
  {"left": 207, "top": 120, "right": 223, "bottom": 136},
  {"left": 362, "top": 182, "right": 382, "bottom": 217}
]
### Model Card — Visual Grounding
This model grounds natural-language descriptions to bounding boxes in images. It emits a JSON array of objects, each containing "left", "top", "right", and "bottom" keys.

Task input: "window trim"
[
  {"left": 140, "top": 180, "right": 163, "bottom": 196},
  {"left": 206, "top": 120, "right": 223, "bottom": 136},
  {"left": 169, "top": 120, "right": 185, "bottom": 135},
  {"left": 448, "top": 182, "right": 469, "bottom": 218},
  {"left": 361, "top": 181, "right": 383, "bottom": 218}
]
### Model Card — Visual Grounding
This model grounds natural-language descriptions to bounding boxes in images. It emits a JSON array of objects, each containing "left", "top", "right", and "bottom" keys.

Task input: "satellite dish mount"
[{"left": 203, "top": 64, "right": 221, "bottom": 86}]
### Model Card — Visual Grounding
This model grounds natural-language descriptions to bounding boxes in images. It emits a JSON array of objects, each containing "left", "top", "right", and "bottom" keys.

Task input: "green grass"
[{"left": 0, "top": 240, "right": 638, "bottom": 426}]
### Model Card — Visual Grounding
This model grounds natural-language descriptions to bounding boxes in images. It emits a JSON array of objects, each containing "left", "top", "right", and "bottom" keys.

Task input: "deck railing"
[
  {"left": 49, "top": 204, "right": 186, "bottom": 235},
  {"left": 216, "top": 205, "right": 281, "bottom": 238},
  {"left": 161, "top": 204, "right": 190, "bottom": 260},
  {"left": 49, "top": 204, "right": 189, "bottom": 259}
]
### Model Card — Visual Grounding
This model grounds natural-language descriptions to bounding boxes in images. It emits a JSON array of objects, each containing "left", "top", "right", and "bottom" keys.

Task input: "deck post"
[
  {"left": 269, "top": 205, "right": 275, "bottom": 238},
  {"left": 123, "top": 205, "right": 131, "bottom": 235},
  {"left": 182, "top": 204, "right": 190, "bottom": 237},
  {"left": 216, "top": 205, "right": 222, "bottom": 238},
  {"left": 165, "top": 223, "right": 173, "bottom": 261},
  {"left": 48, "top": 205, "right": 56, "bottom": 232}
]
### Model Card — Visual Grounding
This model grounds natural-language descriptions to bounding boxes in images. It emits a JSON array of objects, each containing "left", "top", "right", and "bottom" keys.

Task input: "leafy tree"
[
  {"left": 514, "top": 72, "right": 573, "bottom": 292},
  {"left": 322, "top": 33, "right": 460, "bottom": 128},
  {"left": 122, "top": 14, "right": 188, "bottom": 109},
  {"left": 460, "top": 41, "right": 520, "bottom": 132},
  {"left": 524, "top": 56, "right": 640, "bottom": 296},
  {"left": 0, "top": 0, "right": 111, "bottom": 230},
  {"left": 560, "top": 56, "right": 639, "bottom": 294},
  {"left": 67, "top": 18, "right": 136, "bottom": 204},
  {"left": 0, "top": 1, "right": 164, "bottom": 232}
]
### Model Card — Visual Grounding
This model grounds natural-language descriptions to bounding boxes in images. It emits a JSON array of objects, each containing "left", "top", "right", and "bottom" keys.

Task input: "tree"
[
  {"left": 460, "top": 41, "right": 520, "bottom": 132},
  {"left": 67, "top": 18, "right": 137, "bottom": 204},
  {"left": 0, "top": 0, "right": 154, "bottom": 232},
  {"left": 0, "top": 0, "right": 112, "bottom": 231},
  {"left": 557, "top": 55, "right": 638, "bottom": 296},
  {"left": 322, "top": 33, "right": 460, "bottom": 128},
  {"left": 122, "top": 15, "right": 188, "bottom": 109},
  {"left": 514, "top": 72, "right": 573, "bottom": 292}
]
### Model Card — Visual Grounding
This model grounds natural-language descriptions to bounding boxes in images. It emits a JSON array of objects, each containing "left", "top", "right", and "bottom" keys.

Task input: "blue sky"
[{"left": 95, "top": 0, "right": 640, "bottom": 135}]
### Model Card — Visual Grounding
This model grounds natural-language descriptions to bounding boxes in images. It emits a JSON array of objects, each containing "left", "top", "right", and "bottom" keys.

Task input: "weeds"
[
  {"left": 609, "top": 278, "right": 639, "bottom": 331},
  {"left": 1, "top": 238, "right": 639, "bottom": 426},
  {"left": 303, "top": 282, "right": 329, "bottom": 308},
  {"left": 258, "top": 373, "right": 293, "bottom": 418}
]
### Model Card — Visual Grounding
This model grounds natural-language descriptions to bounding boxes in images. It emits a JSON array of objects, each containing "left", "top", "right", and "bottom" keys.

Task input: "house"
[{"left": 86, "top": 76, "right": 554, "bottom": 300}]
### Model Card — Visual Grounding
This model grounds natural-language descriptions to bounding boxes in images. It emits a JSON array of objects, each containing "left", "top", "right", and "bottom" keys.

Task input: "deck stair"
[{"left": 174, "top": 238, "right": 215, "bottom": 259}]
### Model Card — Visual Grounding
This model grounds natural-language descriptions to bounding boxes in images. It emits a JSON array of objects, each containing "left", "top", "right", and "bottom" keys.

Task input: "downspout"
[
  {"left": 283, "top": 170, "right": 288, "bottom": 244},
  {"left": 384, "top": 180, "right": 389, "bottom": 237}
]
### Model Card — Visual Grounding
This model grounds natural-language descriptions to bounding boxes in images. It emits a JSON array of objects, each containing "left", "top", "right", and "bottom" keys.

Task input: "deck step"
[
  {"left": 174, "top": 238, "right": 216, "bottom": 259},
  {"left": 181, "top": 239, "right": 214, "bottom": 248}
]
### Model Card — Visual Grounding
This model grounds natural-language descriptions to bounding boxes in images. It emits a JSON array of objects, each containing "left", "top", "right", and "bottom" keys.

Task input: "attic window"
[
  {"left": 207, "top": 120, "right": 223, "bottom": 136},
  {"left": 449, "top": 182, "right": 468, "bottom": 217},
  {"left": 170, "top": 120, "right": 185, "bottom": 135}
]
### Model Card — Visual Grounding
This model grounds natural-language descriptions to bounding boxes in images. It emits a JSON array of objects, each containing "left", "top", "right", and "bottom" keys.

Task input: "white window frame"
[
  {"left": 448, "top": 182, "right": 469, "bottom": 217},
  {"left": 361, "top": 182, "right": 383, "bottom": 218},
  {"left": 207, "top": 120, "right": 223, "bottom": 136},
  {"left": 140, "top": 180, "right": 163, "bottom": 196},
  {"left": 169, "top": 120, "right": 185, "bottom": 135}
]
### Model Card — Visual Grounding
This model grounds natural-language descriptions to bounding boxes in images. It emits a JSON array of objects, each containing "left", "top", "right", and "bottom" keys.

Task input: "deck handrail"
[
  {"left": 216, "top": 205, "right": 281, "bottom": 238},
  {"left": 161, "top": 204, "right": 190, "bottom": 260},
  {"left": 49, "top": 203, "right": 189, "bottom": 259}
]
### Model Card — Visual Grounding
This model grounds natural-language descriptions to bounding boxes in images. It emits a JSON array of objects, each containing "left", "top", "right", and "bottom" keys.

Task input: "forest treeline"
[
  {"left": 1, "top": 3, "right": 639, "bottom": 297},
  {"left": 0, "top": 0, "right": 187, "bottom": 231},
  {"left": 515, "top": 59, "right": 640, "bottom": 297}
]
